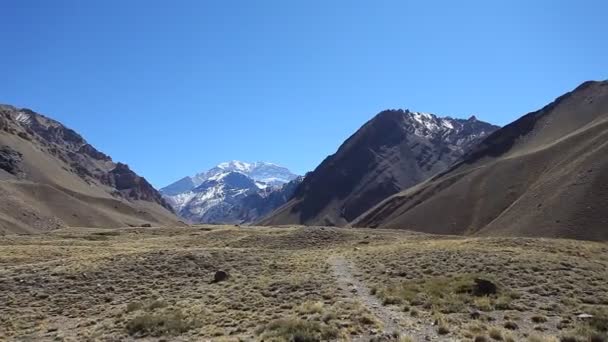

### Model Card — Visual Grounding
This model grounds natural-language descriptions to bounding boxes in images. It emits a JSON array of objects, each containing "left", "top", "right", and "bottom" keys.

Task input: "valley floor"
[{"left": 1, "top": 226, "right": 607, "bottom": 341}]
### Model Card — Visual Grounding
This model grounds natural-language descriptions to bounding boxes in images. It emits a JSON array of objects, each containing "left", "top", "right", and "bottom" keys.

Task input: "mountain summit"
[
  {"left": 260, "top": 110, "right": 499, "bottom": 226},
  {"left": 161, "top": 161, "right": 300, "bottom": 224},
  {"left": 161, "top": 161, "right": 297, "bottom": 196}
]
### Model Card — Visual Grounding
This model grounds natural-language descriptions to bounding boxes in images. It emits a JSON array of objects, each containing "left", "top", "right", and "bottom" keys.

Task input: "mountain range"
[
  {"left": 353, "top": 80, "right": 608, "bottom": 240},
  {"left": 161, "top": 161, "right": 301, "bottom": 224},
  {"left": 0, "top": 105, "right": 178, "bottom": 234},
  {"left": 2, "top": 80, "right": 607, "bottom": 241},
  {"left": 260, "top": 111, "right": 499, "bottom": 226}
]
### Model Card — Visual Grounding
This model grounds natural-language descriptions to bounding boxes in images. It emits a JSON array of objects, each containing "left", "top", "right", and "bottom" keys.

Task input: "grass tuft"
[
  {"left": 126, "top": 310, "right": 198, "bottom": 336},
  {"left": 258, "top": 318, "right": 338, "bottom": 341}
]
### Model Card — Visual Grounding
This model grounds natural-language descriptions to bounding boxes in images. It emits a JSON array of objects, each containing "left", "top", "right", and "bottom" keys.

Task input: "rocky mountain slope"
[
  {"left": 161, "top": 161, "right": 300, "bottom": 224},
  {"left": 354, "top": 80, "right": 608, "bottom": 240},
  {"left": 260, "top": 110, "right": 499, "bottom": 226},
  {"left": 0, "top": 105, "right": 178, "bottom": 234}
]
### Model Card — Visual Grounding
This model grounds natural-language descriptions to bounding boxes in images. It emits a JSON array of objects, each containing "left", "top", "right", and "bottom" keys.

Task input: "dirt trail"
[{"left": 329, "top": 255, "right": 455, "bottom": 342}]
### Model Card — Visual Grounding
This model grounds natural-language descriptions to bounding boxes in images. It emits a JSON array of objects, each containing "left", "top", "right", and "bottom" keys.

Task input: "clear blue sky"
[{"left": 1, "top": 1, "right": 606, "bottom": 188}]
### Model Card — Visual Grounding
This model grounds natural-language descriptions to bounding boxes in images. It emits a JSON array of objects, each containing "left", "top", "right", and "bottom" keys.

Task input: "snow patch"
[{"left": 15, "top": 112, "right": 32, "bottom": 125}]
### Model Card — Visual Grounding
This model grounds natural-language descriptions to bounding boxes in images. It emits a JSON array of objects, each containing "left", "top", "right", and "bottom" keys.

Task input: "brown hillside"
[
  {"left": 354, "top": 81, "right": 608, "bottom": 240},
  {"left": 0, "top": 105, "right": 178, "bottom": 234}
]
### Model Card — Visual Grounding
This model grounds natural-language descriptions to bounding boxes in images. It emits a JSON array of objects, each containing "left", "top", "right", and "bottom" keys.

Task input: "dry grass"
[
  {"left": 256, "top": 317, "right": 338, "bottom": 341},
  {"left": 0, "top": 225, "right": 606, "bottom": 341},
  {"left": 349, "top": 235, "right": 608, "bottom": 341}
]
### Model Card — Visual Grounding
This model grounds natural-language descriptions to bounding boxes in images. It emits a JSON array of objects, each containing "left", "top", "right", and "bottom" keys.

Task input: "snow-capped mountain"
[
  {"left": 161, "top": 161, "right": 300, "bottom": 224},
  {"left": 161, "top": 161, "right": 297, "bottom": 196}
]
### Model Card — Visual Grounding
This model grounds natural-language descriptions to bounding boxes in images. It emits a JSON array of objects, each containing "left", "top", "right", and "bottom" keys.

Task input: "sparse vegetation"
[
  {"left": 0, "top": 225, "right": 607, "bottom": 341},
  {"left": 437, "top": 322, "right": 450, "bottom": 335},
  {"left": 488, "top": 327, "right": 503, "bottom": 340},
  {"left": 257, "top": 318, "right": 338, "bottom": 341},
  {"left": 126, "top": 301, "right": 143, "bottom": 313},
  {"left": 376, "top": 272, "right": 510, "bottom": 315},
  {"left": 126, "top": 310, "right": 198, "bottom": 336}
]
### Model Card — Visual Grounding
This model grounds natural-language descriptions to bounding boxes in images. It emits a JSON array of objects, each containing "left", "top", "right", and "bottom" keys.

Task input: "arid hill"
[
  {"left": 0, "top": 105, "right": 178, "bottom": 234},
  {"left": 261, "top": 110, "right": 498, "bottom": 226},
  {"left": 354, "top": 81, "right": 608, "bottom": 241}
]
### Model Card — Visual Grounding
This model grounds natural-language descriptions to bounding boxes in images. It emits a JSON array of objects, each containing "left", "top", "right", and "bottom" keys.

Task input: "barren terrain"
[{"left": 1, "top": 226, "right": 607, "bottom": 341}]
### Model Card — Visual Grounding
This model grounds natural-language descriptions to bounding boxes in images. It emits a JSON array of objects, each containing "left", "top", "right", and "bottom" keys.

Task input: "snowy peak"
[
  {"left": 208, "top": 161, "right": 295, "bottom": 185},
  {"left": 216, "top": 160, "right": 254, "bottom": 172},
  {"left": 378, "top": 109, "right": 499, "bottom": 148},
  {"left": 161, "top": 161, "right": 298, "bottom": 195},
  {"left": 196, "top": 171, "right": 258, "bottom": 192},
  {"left": 160, "top": 161, "right": 301, "bottom": 224},
  {"left": 246, "top": 162, "right": 298, "bottom": 186}
]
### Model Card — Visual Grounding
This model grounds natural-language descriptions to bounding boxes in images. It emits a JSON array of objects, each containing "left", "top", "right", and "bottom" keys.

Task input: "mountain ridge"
[
  {"left": 260, "top": 110, "right": 499, "bottom": 227},
  {"left": 353, "top": 80, "right": 608, "bottom": 240},
  {"left": 0, "top": 104, "right": 178, "bottom": 234}
]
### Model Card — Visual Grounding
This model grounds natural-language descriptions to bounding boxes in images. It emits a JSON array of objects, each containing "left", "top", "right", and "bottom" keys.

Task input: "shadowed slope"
[
  {"left": 261, "top": 110, "right": 497, "bottom": 226},
  {"left": 354, "top": 81, "right": 608, "bottom": 240}
]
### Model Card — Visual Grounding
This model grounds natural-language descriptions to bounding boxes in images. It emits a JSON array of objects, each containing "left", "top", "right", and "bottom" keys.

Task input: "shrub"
[
  {"left": 489, "top": 327, "right": 503, "bottom": 340},
  {"left": 298, "top": 301, "right": 324, "bottom": 315},
  {"left": 258, "top": 318, "right": 338, "bottom": 341},
  {"left": 126, "top": 301, "right": 143, "bottom": 313},
  {"left": 382, "top": 295, "right": 402, "bottom": 305},
  {"left": 474, "top": 297, "right": 493, "bottom": 312},
  {"left": 438, "top": 324, "right": 450, "bottom": 335},
  {"left": 358, "top": 313, "right": 376, "bottom": 325},
  {"left": 126, "top": 310, "right": 198, "bottom": 336},
  {"left": 147, "top": 299, "right": 168, "bottom": 310}
]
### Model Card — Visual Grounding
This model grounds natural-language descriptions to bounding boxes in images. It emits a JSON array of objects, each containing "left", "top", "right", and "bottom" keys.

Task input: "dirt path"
[{"left": 329, "top": 255, "right": 455, "bottom": 342}]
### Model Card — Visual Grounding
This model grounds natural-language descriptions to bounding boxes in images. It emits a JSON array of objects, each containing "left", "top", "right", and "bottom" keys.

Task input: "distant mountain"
[
  {"left": 161, "top": 161, "right": 300, "bottom": 224},
  {"left": 260, "top": 110, "right": 499, "bottom": 226},
  {"left": 0, "top": 105, "right": 178, "bottom": 234},
  {"left": 161, "top": 161, "right": 297, "bottom": 195},
  {"left": 354, "top": 81, "right": 608, "bottom": 241}
]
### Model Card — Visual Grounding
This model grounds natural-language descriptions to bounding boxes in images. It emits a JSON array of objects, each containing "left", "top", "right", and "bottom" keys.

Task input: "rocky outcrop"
[
  {"left": 103, "top": 163, "right": 174, "bottom": 212},
  {"left": 78, "top": 144, "right": 111, "bottom": 161},
  {"left": 0, "top": 146, "right": 24, "bottom": 177}
]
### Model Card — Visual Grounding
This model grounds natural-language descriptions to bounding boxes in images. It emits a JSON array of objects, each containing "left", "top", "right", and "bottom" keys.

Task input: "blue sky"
[{"left": 1, "top": 1, "right": 606, "bottom": 187}]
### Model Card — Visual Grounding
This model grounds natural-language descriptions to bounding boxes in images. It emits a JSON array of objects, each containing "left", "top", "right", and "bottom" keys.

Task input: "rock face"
[
  {"left": 162, "top": 161, "right": 301, "bottom": 224},
  {"left": 0, "top": 104, "right": 177, "bottom": 234},
  {"left": 0, "top": 146, "right": 24, "bottom": 177},
  {"left": 260, "top": 110, "right": 499, "bottom": 227},
  {"left": 354, "top": 81, "right": 608, "bottom": 241},
  {"left": 101, "top": 163, "right": 172, "bottom": 209}
]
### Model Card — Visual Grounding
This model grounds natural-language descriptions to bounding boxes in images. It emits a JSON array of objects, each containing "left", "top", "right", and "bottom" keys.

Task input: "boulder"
[
  {"left": 473, "top": 278, "right": 497, "bottom": 296},
  {"left": 212, "top": 270, "right": 230, "bottom": 283}
]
